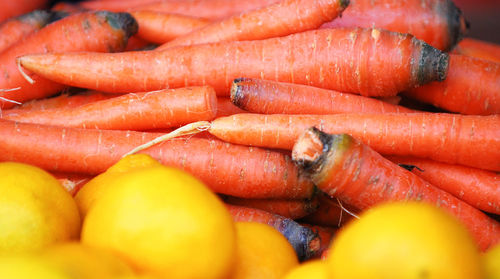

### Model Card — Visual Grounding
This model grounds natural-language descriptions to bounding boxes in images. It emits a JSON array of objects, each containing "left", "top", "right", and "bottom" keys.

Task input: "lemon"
[
  {"left": 81, "top": 162, "right": 236, "bottom": 279},
  {"left": 0, "top": 162, "right": 80, "bottom": 255},
  {"left": 42, "top": 242, "right": 134, "bottom": 278},
  {"left": 327, "top": 202, "right": 483, "bottom": 279},
  {"left": 75, "top": 154, "right": 162, "bottom": 217},
  {"left": 231, "top": 222, "right": 298, "bottom": 279},
  {"left": 283, "top": 260, "right": 329, "bottom": 279},
  {"left": 0, "top": 255, "right": 71, "bottom": 279},
  {"left": 483, "top": 243, "right": 500, "bottom": 279}
]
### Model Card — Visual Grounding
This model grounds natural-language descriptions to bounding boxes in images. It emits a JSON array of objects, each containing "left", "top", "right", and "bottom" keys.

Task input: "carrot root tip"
[
  {"left": 292, "top": 127, "right": 331, "bottom": 172},
  {"left": 230, "top": 78, "right": 247, "bottom": 108}
]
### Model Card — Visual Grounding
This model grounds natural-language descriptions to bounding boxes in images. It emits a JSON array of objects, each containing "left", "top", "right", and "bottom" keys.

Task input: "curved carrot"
[
  {"left": 131, "top": 11, "right": 209, "bottom": 44},
  {"left": 231, "top": 78, "right": 415, "bottom": 114},
  {"left": 215, "top": 97, "right": 246, "bottom": 117},
  {"left": 300, "top": 193, "right": 356, "bottom": 227},
  {"left": 404, "top": 54, "right": 500, "bottom": 115},
  {"left": 0, "top": 0, "right": 49, "bottom": 23},
  {"left": 82, "top": 0, "right": 280, "bottom": 20},
  {"left": 157, "top": 0, "right": 349, "bottom": 49},
  {"left": 2, "top": 91, "right": 116, "bottom": 114},
  {"left": 452, "top": 38, "right": 500, "bottom": 63},
  {"left": 0, "top": 119, "right": 314, "bottom": 199},
  {"left": 291, "top": 127, "right": 500, "bottom": 251},
  {"left": 208, "top": 113, "right": 500, "bottom": 172},
  {"left": 388, "top": 156, "right": 500, "bottom": 215},
  {"left": 0, "top": 10, "right": 59, "bottom": 53},
  {"left": 0, "top": 11, "right": 138, "bottom": 109},
  {"left": 224, "top": 196, "right": 319, "bottom": 219},
  {"left": 2, "top": 86, "right": 218, "bottom": 130},
  {"left": 227, "top": 204, "right": 318, "bottom": 261},
  {"left": 18, "top": 28, "right": 448, "bottom": 97},
  {"left": 321, "top": 0, "right": 467, "bottom": 51}
]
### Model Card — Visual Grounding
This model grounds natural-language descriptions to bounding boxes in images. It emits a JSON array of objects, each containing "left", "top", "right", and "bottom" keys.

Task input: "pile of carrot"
[{"left": 0, "top": 0, "right": 498, "bottom": 258}]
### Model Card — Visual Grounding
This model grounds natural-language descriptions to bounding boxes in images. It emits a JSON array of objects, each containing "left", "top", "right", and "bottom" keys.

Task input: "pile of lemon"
[{"left": 0, "top": 156, "right": 498, "bottom": 279}]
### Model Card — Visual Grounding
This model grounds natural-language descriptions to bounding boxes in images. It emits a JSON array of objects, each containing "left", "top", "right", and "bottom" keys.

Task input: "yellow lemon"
[
  {"left": 231, "top": 222, "right": 298, "bottom": 279},
  {"left": 327, "top": 202, "right": 483, "bottom": 279},
  {"left": 283, "top": 260, "right": 330, "bottom": 279},
  {"left": 0, "top": 162, "right": 80, "bottom": 255},
  {"left": 0, "top": 255, "right": 71, "bottom": 279},
  {"left": 75, "top": 154, "right": 162, "bottom": 217},
  {"left": 42, "top": 242, "right": 134, "bottom": 278},
  {"left": 81, "top": 164, "right": 236, "bottom": 279},
  {"left": 483, "top": 243, "right": 500, "bottom": 279}
]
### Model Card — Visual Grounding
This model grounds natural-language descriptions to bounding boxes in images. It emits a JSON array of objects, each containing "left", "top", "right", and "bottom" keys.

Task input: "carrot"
[
  {"left": 50, "top": 2, "right": 87, "bottom": 13},
  {"left": 452, "top": 38, "right": 500, "bottom": 64},
  {"left": 0, "top": 10, "right": 61, "bottom": 54},
  {"left": 387, "top": 156, "right": 500, "bottom": 215},
  {"left": 2, "top": 91, "right": 116, "bottom": 114},
  {"left": 208, "top": 113, "right": 500, "bottom": 172},
  {"left": 124, "top": 35, "right": 155, "bottom": 51},
  {"left": 0, "top": 0, "right": 49, "bottom": 23},
  {"left": 223, "top": 196, "right": 319, "bottom": 219},
  {"left": 2, "top": 86, "right": 218, "bottom": 130},
  {"left": 82, "top": 0, "right": 280, "bottom": 21},
  {"left": 227, "top": 204, "right": 319, "bottom": 261},
  {"left": 51, "top": 172, "right": 93, "bottom": 196},
  {"left": 321, "top": 0, "right": 467, "bottom": 51},
  {"left": 156, "top": 0, "right": 349, "bottom": 50},
  {"left": 18, "top": 28, "right": 449, "bottom": 97},
  {"left": 300, "top": 224, "right": 336, "bottom": 259},
  {"left": 0, "top": 119, "right": 314, "bottom": 199},
  {"left": 300, "top": 193, "right": 357, "bottom": 228},
  {"left": 404, "top": 54, "right": 500, "bottom": 115},
  {"left": 291, "top": 127, "right": 500, "bottom": 251},
  {"left": 0, "top": 11, "right": 138, "bottom": 110},
  {"left": 131, "top": 11, "right": 209, "bottom": 45},
  {"left": 215, "top": 97, "right": 246, "bottom": 117},
  {"left": 231, "top": 78, "right": 416, "bottom": 115}
]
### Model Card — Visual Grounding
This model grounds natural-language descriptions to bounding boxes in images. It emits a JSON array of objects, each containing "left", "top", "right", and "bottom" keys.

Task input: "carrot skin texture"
[
  {"left": 453, "top": 38, "right": 500, "bottom": 64},
  {"left": 18, "top": 28, "right": 449, "bottom": 97},
  {"left": 405, "top": 54, "right": 500, "bottom": 115},
  {"left": 227, "top": 204, "right": 318, "bottom": 261},
  {"left": 291, "top": 128, "right": 500, "bottom": 251},
  {"left": 299, "top": 193, "right": 356, "bottom": 227},
  {"left": 321, "top": 0, "right": 467, "bottom": 51},
  {"left": 131, "top": 11, "right": 209, "bottom": 44},
  {"left": 0, "top": 120, "right": 314, "bottom": 199},
  {"left": 0, "top": 11, "right": 138, "bottom": 109},
  {"left": 231, "top": 78, "right": 416, "bottom": 114},
  {"left": 82, "top": 0, "right": 280, "bottom": 21},
  {"left": 0, "top": 10, "right": 53, "bottom": 53},
  {"left": 0, "top": 0, "right": 49, "bottom": 23},
  {"left": 157, "top": 0, "right": 349, "bottom": 49},
  {"left": 208, "top": 113, "right": 500, "bottom": 172},
  {"left": 224, "top": 197, "right": 319, "bottom": 219},
  {"left": 388, "top": 156, "right": 500, "bottom": 215},
  {"left": 2, "top": 86, "right": 218, "bottom": 130},
  {"left": 215, "top": 97, "right": 246, "bottom": 117}
]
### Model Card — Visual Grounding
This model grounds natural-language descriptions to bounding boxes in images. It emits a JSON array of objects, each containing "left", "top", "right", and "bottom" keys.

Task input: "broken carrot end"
[
  {"left": 417, "top": 42, "right": 449, "bottom": 85},
  {"left": 230, "top": 77, "right": 249, "bottom": 109}
]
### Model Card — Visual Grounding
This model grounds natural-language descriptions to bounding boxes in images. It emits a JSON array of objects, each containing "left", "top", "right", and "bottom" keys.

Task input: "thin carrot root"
[{"left": 123, "top": 120, "right": 211, "bottom": 157}]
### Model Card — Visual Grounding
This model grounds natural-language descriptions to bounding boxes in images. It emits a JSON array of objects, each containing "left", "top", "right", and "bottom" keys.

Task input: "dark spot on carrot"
[
  {"left": 278, "top": 218, "right": 317, "bottom": 261},
  {"left": 398, "top": 163, "right": 424, "bottom": 172},
  {"left": 443, "top": 0, "right": 467, "bottom": 51},
  {"left": 104, "top": 12, "right": 138, "bottom": 38},
  {"left": 48, "top": 11, "right": 69, "bottom": 24},
  {"left": 339, "top": 0, "right": 350, "bottom": 9},
  {"left": 230, "top": 78, "right": 247, "bottom": 108},
  {"left": 82, "top": 19, "right": 91, "bottom": 31},
  {"left": 18, "top": 10, "right": 50, "bottom": 24},
  {"left": 417, "top": 42, "right": 449, "bottom": 85}
]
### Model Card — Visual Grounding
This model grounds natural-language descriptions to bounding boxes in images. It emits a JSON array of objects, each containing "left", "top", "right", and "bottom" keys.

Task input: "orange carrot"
[
  {"left": 131, "top": 11, "right": 209, "bottom": 44},
  {"left": 0, "top": 11, "right": 138, "bottom": 109},
  {"left": 388, "top": 156, "right": 500, "bottom": 215},
  {"left": 223, "top": 196, "right": 319, "bottom": 219},
  {"left": 51, "top": 172, "right": 93, "bottom": 196},
  {"left": 51, "top": 2, "right": 87, "bottom": 13},
  {"left": 82, "top": 0, "right": 280, "bottom": 20},
  {"left": 0, "top": 0, "right": 49, "bottom": 23},
  {"left": 2, "top": 86, "right": 218, "bottom": 130},
  {"left": 291, "top": 127, "right": 500, "bottom": 250},
  {"left": 227, "top": 204, "right": 319, "bottom": 261},
  {"left": 300, "top": 193, "right": 357, "bottom": 227},
  {"left": 0, "top": 119, "right": 314, "bottom": 199},
  {"left": 215, "top": 97, "right": 246, "bottom": 117},
  {"left": 300, "top": 224, "right": 336, "bottom": 258},
  {"left": 321, "top": 0, "right": 467, "bottom": 51},
  {"left": 404, "top": 54, "right": 500, "bottom": 115},
  {"left": 0, "top": 10, "right": 61, "bottom": 54},
  {"left": 453, "top": 38, "right": 500, "bottom": 64},
  {"left": 207, "top": 113, "right": 500, "bottom": 172},
  {"left": 124, "top": 35, "right": 155, "bottom": 51},
  {"left": 156, "top": 0, "right": 349, "bottom": 50},
  {"left": 2, "top": 91, "right": 116, "bottom": 114},
  {"left": 18, "top": 28, "right": 449, "bottom": 97},
  {"left": 231, "top": 78, "right": 415, "bottom": 115}
]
